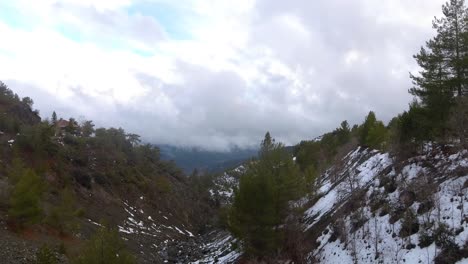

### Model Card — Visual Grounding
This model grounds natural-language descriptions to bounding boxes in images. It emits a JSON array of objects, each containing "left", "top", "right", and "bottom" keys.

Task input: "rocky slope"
[{"left": 199, "top": 144, "right": 468, "bottom": 263}]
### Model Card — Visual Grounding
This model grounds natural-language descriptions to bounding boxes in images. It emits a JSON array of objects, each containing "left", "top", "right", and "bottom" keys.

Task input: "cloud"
[{"left": 0, "top": 0, "right": 447, "bottom": 150}]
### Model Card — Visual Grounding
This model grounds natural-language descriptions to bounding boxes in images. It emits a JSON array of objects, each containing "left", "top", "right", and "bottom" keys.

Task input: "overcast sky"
[{"left": 0, "top": 0, "right": 445, "bottom": 150}]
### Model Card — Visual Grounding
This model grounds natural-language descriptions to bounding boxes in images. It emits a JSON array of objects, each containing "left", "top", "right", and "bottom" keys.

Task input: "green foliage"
[
  {"left": 34, "top": 245, "right": 58, "bottom": 264},
  {"left": 358, "top": 111, "right": 388, "bottom": 150},
  {"left": 449, "top": 96, "right": 468, "bottom": 147},
  {"left": 0, "top": 81, "right": 39, "bottom": 133},
  {"left": 336, "top": 120, "right": 351, "bottom": 145},
  {"left": 294, "top": 120, "right": 353, "bottom": 173},
  {"left": 46, "top": 188, "right": 81, "bottom": 234},
  {"left": 229, "top": 132, "right": 305, "bottom": 257},
  {"left": 51, "top": 111, "right": 57, "bottom": 124},
  {"left": 409, "top": 0, "right": 468, "bottom": 140},
  {"left": 73, "top": 226, "right": 136, "bottom": 264},
  {"left": 154, "top": 176, "right": 172, "bottom": 194},
  {"left": 7, "top": 155, "right": 26, "bottom": 184},
  {"left": 16, "top": 121, "right": 58, "bottom": 160},
  {"left": 399, "top": 209, "right": 419, "bottom": 237},
  {"left": 366, "top": 121, "right": 387, "bottom": 150},
  {"left": 389, "top": 101, "right": 434, "bottom": 156},
  {"left": 9, "top": 169, "right": 45, "bottom": 226},
  {"left": 359, "top": 111, "right": 377, "bottom": 146}
]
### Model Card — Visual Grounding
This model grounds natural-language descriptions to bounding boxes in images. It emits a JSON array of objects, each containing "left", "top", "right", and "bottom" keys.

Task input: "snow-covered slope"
[{"left": 306, "top": 146, "right": 468, "bottom": 264}]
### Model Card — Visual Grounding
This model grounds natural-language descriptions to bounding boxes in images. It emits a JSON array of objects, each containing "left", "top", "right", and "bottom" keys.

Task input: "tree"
[
  {"left": 337, "top": 120, "right": 351, "bottom": 145},
  {"left": 47, "top": 188, "right": 80, "bottom": 234},
  {"left": 366, "top": 121, "right": 387, "bottom": 150},
  {"left": 449, "top": 96, "right": 468, "bottom": 146},
  {"left": 22, "top": 97, "right": 34, "bottom": 109},
  {"left": 73, "top": 226, "right": 136, "bottom": 264},
  {"left": 229, "top": 132, "right": 305, "bottom": 257},
  {"left": 80, "top": 120, "right": 95, "bottom": 137},
  {"left": 359, "top": 111, "right": 377, "bottom": 146},
  {"left": 410, "top": 0, "right": 468, "bottom": 139},
  {"left": 51, "top": 111, "right": 57, "bottom": 124},
  {"left": 65, "top": 118, "right": 79, "bottom": 136},
  {"left": 9, "top": 169, "right": 45, "bottom": 226}
]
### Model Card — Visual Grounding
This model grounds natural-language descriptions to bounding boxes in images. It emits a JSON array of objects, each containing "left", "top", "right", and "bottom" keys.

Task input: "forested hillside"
[
  {"left": 0, "top": 0, "right": 467, "bottom": 264},
  {"left": 0, "top": 81, "right": 219, "bottom": 263}
]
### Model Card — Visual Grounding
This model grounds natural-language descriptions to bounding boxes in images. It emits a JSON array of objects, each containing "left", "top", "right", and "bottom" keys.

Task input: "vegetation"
[
  {"left": 9, "top": 168, "right": 45, "bottom": 226},
  {"left": 34, "top": 245, "right": 58, "bottom": 264},
  {"left": 73, "top": 226, "right": 136, "bottom": 264},
  {"left": 0, "top": 0, "right": 466, "bottom": 262},
  {"left": 408, "top": 0, "right": 468, "bottom": 145},
  {"left": 228, "top": 132, "right": 305, "bottom": 257}
]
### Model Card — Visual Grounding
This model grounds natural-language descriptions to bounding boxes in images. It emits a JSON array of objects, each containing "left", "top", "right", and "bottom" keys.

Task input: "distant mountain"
[{"left": 158, "top": 145, "right": 258, "bottom": 174}]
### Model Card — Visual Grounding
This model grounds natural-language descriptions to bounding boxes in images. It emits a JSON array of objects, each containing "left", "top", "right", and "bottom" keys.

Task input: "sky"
[{"left": 0, "top": 0, "right": 445, "bottom": 151}]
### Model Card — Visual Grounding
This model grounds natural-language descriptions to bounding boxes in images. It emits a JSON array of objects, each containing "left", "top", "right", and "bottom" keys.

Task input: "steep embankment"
[
  {"left": 201, "top": 145, "right": 468, "bottom": 264},
  {"left": 305, "top": 145, "right": 468, "bottom": 263}
]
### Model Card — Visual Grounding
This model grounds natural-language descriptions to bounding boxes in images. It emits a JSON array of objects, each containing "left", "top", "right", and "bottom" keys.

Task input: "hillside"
[
  {"left": 0, "top": 82, "right": 218, "bottom": 263},
  {"left": 196, "top": 144, "right": 468, "bottom": 263},
  {"left": 159, "top": 145, "right": 257, "bottom": 174}
]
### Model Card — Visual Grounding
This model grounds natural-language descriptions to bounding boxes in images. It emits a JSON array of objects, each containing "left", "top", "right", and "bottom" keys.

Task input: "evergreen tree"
[
  {"left": 366, "top": 121, "right": 387, "bottom": 150},
  {"left": 47, "top": 188, "right": 80, "bottom": 234},
  {"left": 229, "top": 132, "right": 305, "bottom": 257},
  {"left": 51, "top": 111, "right": 57, "bottom": 124},
  {"left": 410, "top": 0, "right": 468, "bottom": 139},
  {"left": 337, "top": 120, "right": 351, "bottom": 145},
  {"left": 9, "top": 169, "right": 44, "bottom": 226},
  {"left": 73, "top": 226, "right": 136, "bottom": 264},
  {"left": 80, "top": 120, "right": 95, "bottom": 137},
  {"left": 359, "top": 111, "right": 377, "bottom": 146}
]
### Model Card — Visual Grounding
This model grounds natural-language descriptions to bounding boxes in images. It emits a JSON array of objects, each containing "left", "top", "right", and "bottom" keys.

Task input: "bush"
[
  {"left": 46, "top": 188, "right": 80, "bottom": 234},
  {"left": 73, "top": 226, "right": 136, "bottom": 264},
  {"left": 72, "top": 169, "right": 91, "bottom": 189},
  {"left": 399, "top": 209, "right": 419, "bottom": 237},
  {"left": 418, "top": 229, "right": 434, "bottom": 248},
  {"left": 434, "top": 224, "right": 457, "bottom": 250},
  {"left": 9, "top": 169, "right": 45, "bottom": 226},
  {"left": 34, "top": 245, "right": 58, "bottom": 264}
]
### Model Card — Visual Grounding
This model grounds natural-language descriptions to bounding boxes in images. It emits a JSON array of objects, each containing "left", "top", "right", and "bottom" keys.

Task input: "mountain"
[
  {"left": 197, "top": 144, "right": 468, "bottom": 263},
  {"left": 158, "top": 145, "right": 258, "bottom": 174}
]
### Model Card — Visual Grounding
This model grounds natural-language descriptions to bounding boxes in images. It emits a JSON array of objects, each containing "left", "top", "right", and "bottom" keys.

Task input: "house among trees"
[
  {"left": 54, "top": 117, "right": 78, "bottom": 136},
  {"left": 56, "top": 118, "right": 70, "bottom": 129}
]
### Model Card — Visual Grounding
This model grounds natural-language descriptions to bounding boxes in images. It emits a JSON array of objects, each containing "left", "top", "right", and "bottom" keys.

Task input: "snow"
[
  {"left": 190, "top": 233, "right": 240, "bottom": 264},
  {"left": 305, "top": 189, "right": 338, "bottom": 229},
  {"left": 185, "top": 230, "right": 195, "bottom": 237},
  {"left": 401, "top": 163, "right": 425, "bottom": 180},
  {"left": 456, "top": 258, "right": 468, "bottom": 264},
  {"left": 305, "top": 149, "right": 392, "bottom": 230},
  {"left": 308, "top": 147, "right": 468, "bottom": 264},
  {"left": 87, "top": 219, "right": 103, "bottom": 227}
]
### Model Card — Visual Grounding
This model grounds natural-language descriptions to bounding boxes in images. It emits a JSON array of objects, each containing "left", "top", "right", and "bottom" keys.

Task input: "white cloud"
[{"left": 0, "top": 0, "right": 448, "bottom": 150}]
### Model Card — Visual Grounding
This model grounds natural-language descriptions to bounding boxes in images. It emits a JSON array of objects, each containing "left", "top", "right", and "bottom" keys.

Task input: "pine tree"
[
  {"left": 47, "top": 188, "right": 80, "bottom": 234},
  {"left": 337, "top": 120, "right": 351, "bottom": 145},
  {"left": 9, "top": 169, "right": 44, "bottom": 226},
  {"left": 229, "top": 132, "right": 305, "bottom": 257},
  {"left": 73, "top": 226, "right": 136, "bottom": 264},
  {"left": 366, "top": 121, "right": 387, "bottom": 150},
  {"left": 410, "top": 0, "right": 468, "bottom": 138},
  {"left": 359, "top": 111, "right": 377, "bottom": 146},
  {"left": 51, "top": 111, "right": 57, "bottom": 124}
]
